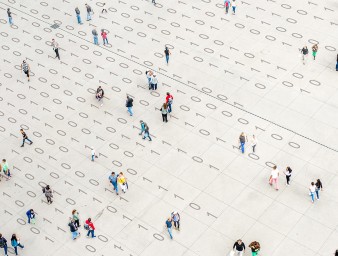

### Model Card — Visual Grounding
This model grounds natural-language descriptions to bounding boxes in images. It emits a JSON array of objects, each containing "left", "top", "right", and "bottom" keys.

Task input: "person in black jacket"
[
  {"left": 126, "top": 96, "right": 134, "bottom": 116},
  {"left": 233, "top": 239, "right": 245, "bottom": 256},
  {"left": 315, "top": 179, "right": 323, "bottom": 200},
  {"left": 68, "top": 219, "right": 80, "bottom": 240},
  {"left": 0, "top": 233, "right": 8, "bottom": 256}
]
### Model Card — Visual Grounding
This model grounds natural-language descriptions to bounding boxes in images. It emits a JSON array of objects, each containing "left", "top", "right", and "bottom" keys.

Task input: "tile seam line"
[{"left": 2, "top": 2, "right": 337, "bottom": 153}]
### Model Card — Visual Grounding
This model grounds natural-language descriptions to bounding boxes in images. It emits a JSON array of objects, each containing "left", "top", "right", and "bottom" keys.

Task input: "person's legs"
[
  {"left": 91, "top": 154, "right": 94, "bottom": 161},
  {"left": 104, "top": 38, "right": 108, "bottom": 44},
  {"left": 9, "top": 17, "right": 13, "bottom": 25},
  {"left": 315, "top": 189, "right": 319, "bottom": 200},
  {"left": 127, "top": 107, "right": 133, "bottom": 116},
  {"left": 165, "top": 55, "right": 169, "bottom": 64},
  {"left": 168, "top": 103, "right": 172, "bottom": 113},
  {"left": 176, "top": 220, "right": 180, "bottom": 230},
  {"left": 72, "top": 231, "right": 77, "bottom": 240},
  {"left": 274, "top": 178, "right": 279, "bottom": 190},
  {"left": 310, "top": 192, "right": 315, "bottom": 202},
  {"left": 240, "top": 142, "right": 245, "bottom": 153},
  {"left": 286, "top": 175, "right": 290, "bottom": 185},
  {"left": 233, "top": 6, "right": 236, "bottom": 14},
  {"left": 167, "top": 227, "right": 173, "bottom": 239},
  {"left": 55, "top": 49, "right": 60, "bottom": 60},
  {"left": 162, "top": 114, "right": 165, "bottom": 122},
  {"left": 22, "top": 138, "right": 26, "bottom": 146},
  {"left": 14, "top": 245, "right": 18, "bottom": 255},
  {"left": 91, "top": 230, "right": 95, "bottom": 238},
  {"left": 18, "top": 243, "right": 24, "bottom": 249},
  {"left": 164, "top": 114, "right": 168, "bottom": 122},
  {"left": 113, "top": 182, "right": 118, "bottom": 194},
  {"left": 154, "top": 83, "right": 157, "bottom": 90},
  {"left": 87, "top": 230, "right": 90, "bottom": 237},
  {"left": 26, "top": 138, "right": 32, "bottom": 144},
  {"left": 94, "top": 36, "right": 98, "bottom": 45},
  {"left": 252, "top": 144, "right": 256, "bottom": 153},
  {"left": 4, "top": 244, "right": 8, "bottom": 255},
  {"left": 28, "top": 216, "right": 31, "bottom": 224}
]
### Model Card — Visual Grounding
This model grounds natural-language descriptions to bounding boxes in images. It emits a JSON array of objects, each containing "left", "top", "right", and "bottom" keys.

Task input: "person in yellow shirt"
[{"left": 117, "top": 172, "right": 128, "bottom": 193}]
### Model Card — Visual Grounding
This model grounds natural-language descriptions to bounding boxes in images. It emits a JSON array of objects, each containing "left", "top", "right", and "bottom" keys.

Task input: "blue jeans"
[
  {"left": 22, "top": 138, "right": 32, "bottom": 146},
  {"left": 232, "top": 6, "right": 236, "bottom": 13},
  {"left": 103, "top": 38, "right": 108, "bottom": 45},
  {"left": 72, "top": 231, "right": 78, "bottom": 240},
  {"left": 87, "top": 12, "right": 91, "bottom": 20},
  {"left": 167, "top": 227, "right": 173, "bottom": 239},
  {"left": 76, "top": 14, "right": 82, "bottom": 24},
  {"left": 91, "top": 154, "right": 95, "bottom": 161},
  {"left": 165, "top": 54, "right": 169, "bottom": 64},
  {"left": 239, "top": 142, "right": 245, "bottom": 153},
  {"left": 9, "top": 17, "right": 13, "bottom": 25},
  {"left": 127, "top": 107, "right": 133, "bottom": 116},
  {"left": 111, "top": 181, "right": 118, "bottom": 194},
  {"left": 315, "top": 189, "right": 319, "bottom": 199},
  {"left": 168, "top": 103, "right": 172, "bottom": 113},
  {"left": 143, "top": 132, "right": 152, "bottom": 141},
  {"left": 94, "top": 35, "right": 98, "bottom": 45},
  {"left": 3, "top": 244, "right": 8, "bottom": 255},
  {"left": 310, "top": 192, "right": 315, "bottom": 202},
  {"left": 87, "top": 230, "right": 95, "bottom": 238}
]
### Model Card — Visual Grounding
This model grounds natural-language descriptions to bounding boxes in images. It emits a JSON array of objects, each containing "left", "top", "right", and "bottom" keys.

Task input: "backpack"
[
  {"left": 168, "top": 96, "right": 173, "bottom": 104},
  {"left": 84, "top": 223, "right": 89, "bottom": 230}
]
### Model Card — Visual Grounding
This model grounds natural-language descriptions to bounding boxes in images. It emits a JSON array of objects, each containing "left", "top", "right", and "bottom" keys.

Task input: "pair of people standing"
[
  {"left": 92, "top": 29, "right": 108, "bottom": 45},
  {"left": 309, "top": 179, "right": 323, "bottom": 203},
  {"left": 224, "top": 0, "right": 237, "bottom": 14},
  {"left": 165, "top": 212, "right": 180, "bottom": 239},
  {"left": 238, "top": 133, "right": 257, "bottom": 154},
  {"left": 145, "top": 70, "right": 158, "bottom": 90}
]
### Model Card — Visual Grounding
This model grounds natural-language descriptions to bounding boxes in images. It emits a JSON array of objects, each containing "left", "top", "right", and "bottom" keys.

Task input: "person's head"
[
  {"left": 11, "top": 234, "right": 16, "bottom": 239},
  {"left": 273, "top": 165, "right": 277, "bottom": 170},
  {"left": 119, "top": 172, "right": 124, "bottom": 175},
  {"left": 85, "top": 3, "right": 88, "bottom": 6},
  {"left": 140, "top": 120, "right": 143, "bottom": 124},
  {"left": 23, "top": 60, "right": 26, "bottom": 64},
  {"left": 165, "top": 46, "right": 168, "bottom": 50},
  {"left": 101, "top": 29, "right": 104, "bottom": 32},
  {"left": 98, "top": 86, "right": 101, "bottom": 89},
  {"left": 30, "top": 209, "right": 34, "bottom": 213},
  {"left": 88, "top": 218, "right": 91, "bottom": 222},
  {"left": 52, "top": 39, "right": 55, "bottom": 42},
  {"left": 237, "top": 239, "right": 242, "bottom": 244},
  {"left": 163, "top": 103, "right": 167, "bottom": 108},
  {"left": 7, "top": 8, "right": 10, "bottom": 11},
  {"left": 2, "top": 159, "right": 5, "bottom": 163},
  {"left": 311, "top": 182, "right": 314, "bottom": 186},
  {"left": 0, "top": 233, "right": 2, "bottom": 238},
  {"left": 240, "top": 132, "right": 244, "bottom": 136},
  {"left": 253, "top": 135, "right": 255, "bottom": 138},
  {"left": 20, "top": 129, "right": 24, "bottom": 132},
  {"left": 70, "top": 218, "right": 75, "bottom": 223},
  {"left": 72, "top": 209, "right": 77, "bottom": 215},
  {"left": 167, "top": 92, "right": 170, "bottom": 96},
  {"left": 46, "top": 185, "right": 50, "bottom": 190}
]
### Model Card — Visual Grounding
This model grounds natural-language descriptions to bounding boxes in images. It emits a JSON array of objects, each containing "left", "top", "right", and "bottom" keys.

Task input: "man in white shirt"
[
  {"left": 269, "top": 165, "right": 279, "bottom": 190},
  {"left": 151, "top": 74, "right": 158, "bottom": 90}
]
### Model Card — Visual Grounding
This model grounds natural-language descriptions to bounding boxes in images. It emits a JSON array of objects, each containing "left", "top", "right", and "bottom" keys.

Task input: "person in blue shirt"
[
  {"left": 165, "top": 218, "right": 173, "bottom": 239},
  {"left": 26, "top": 209, "right": 35, "bottom": 224},
  {"left": 109, "top": 172, "right": 119, "bottom": 195}
]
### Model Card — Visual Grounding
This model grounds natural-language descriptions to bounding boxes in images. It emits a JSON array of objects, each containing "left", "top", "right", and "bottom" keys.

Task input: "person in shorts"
[{"left": 21, "top": 60, "right": 30, "bottom": 82}]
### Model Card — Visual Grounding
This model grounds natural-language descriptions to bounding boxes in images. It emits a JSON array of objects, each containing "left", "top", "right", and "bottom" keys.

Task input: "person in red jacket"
[
  {"left": 85, "top": 218, "right": 96, "bottom": 238},
  {"left": 165, "top": 92, "right": 173, "bottom": 113}
]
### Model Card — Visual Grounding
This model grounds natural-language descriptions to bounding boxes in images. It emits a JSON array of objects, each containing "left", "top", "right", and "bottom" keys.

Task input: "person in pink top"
[{"left": 101, "top": 29, "right": 108, "bottom": 45}]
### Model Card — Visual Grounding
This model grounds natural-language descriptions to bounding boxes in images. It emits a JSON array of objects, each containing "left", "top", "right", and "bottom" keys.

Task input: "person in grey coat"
[
  {"left": 92, "top": 29, "right": 99, "bottom": 45},
  {"left": 75, "top": 7, "right": 82, "bottom": 24}
]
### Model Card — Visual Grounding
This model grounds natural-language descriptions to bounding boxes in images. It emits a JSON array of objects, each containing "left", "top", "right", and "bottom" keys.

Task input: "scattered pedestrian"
[
  {"left": 139, "top": 120, "right": 146, "bottom": 136},
  {"left": 68, "top": 218, "right": 80, "bottom": 240},
  {"left": 171, "top": 211, "right": 180, "bottom": 230},
  {"left": 96, "top": 86, "right": 104, "bottom": 106},
  {"left": 238, "top": 132, "right": 247, "bottom": 154},
  {"left": 164, "top": 46, "right": 171, "bottom": 65},
  {"left": 126, "top": 96, "right": 134, "bottom": 116},
  {"left": 309, "top": 182, "right": 316, "bottom": 203},
  {"left": 26, "top": 209, "right": 36, "bottom": 224},
  {"left": 85, "top": 218, "right": 96, "bottom": 238},
  {"left": 335, "top": 249, "right": 338, "bottom": 256},
  {"left": 75, "top": 7, "right": 83, "bottom": 24},
  {"left": 166, "top": 92, "right": 174, "bottom": 113},
  {"left": 0, "top": 233, "right": 8, "bottom": 256},
  {"left": 11, "top": 234, "right": 24, "bottom": 255},
  {"left": 251, "top": 135, "right": 257, "bottom": 153},
  {"left": 315, "top": 179, "right": 323, "bottom": 200},
  {"left": 284, "top": 166, "right": 292, "bottom": 186},
  {"left": 118, "top": 172, "right": 128, "bottom": 193},
  {"left": 300, "top": 46, "right": 308, "bottom": 64},
  {"left": 91, "top": 148, "right": 96, "bottom": 161},
  {"left": 231, "top": 0, "right": 237, "bottom": 14},
  {"left": 150, "top": 74, "right": 158, "bottom": 90},
  {"left": 92, "top": 29, "right": 99, "bottom": 45},
  {"left": 52, "top": 39, "right": 60, "bottom": 60},
  {"left": 224, "top": 0, "right": 230, "bottom": 14},
  {"left": 72, "top": 209, "right": 80, "bottom": 228},
  {"left": 85, "top": 4, "right": 92, "bottom": 21},
  {"left": 233, "top": 239, "right": 246, "bottom": 256},
  {"left": 43, "top": 185, "right": 53, "bottom": 204},
  {"left": 160, "top": 103, "right": 168, "bottom": 123},
  {"left": 101, "top": 29, "right": 108, "bottom": 45},
  {"left": 165, "top": 217, "right": 173, "bottom": 239},
  {"left": 7, "top": 8, "right": 13, "bottom": 26},
  {"left": 312, "top": 44, "right": 318, "bottom": 60},
  {"left": 101, "top": 3, "right": 107, "bottom": 13},
  {"left": 21, "top": 60, "right": 30, "bottom": 82},
  {"left": 335, "top": 54, "right": 338, "bottom": 71},
  {"left": 20, "top": 129, "right": 33, "bottom": 147},
  {"left": 249, "top": 241, "right": 260, "bottom": 256},
  {"left": 142, "top": 122, "right": 152, "bottom": 141},
  {"left": 146, "top": 70, "right": 153, "bottom": 89},
  {"left": 109, "top": 172, "right": 119, "bottom": 195},
  {"left": 152, "top": 0, "right": 156, "bottom": 5},
  {"left": 2, "top": 159, "right": 10, "bottom": 180},
  {"left": 269, "top": 165, "right": 279, "bottom": 191}
]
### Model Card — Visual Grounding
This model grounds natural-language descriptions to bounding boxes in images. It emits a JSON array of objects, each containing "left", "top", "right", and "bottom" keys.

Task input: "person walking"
[
  {"left": 150, "top": 74, "right": 158, "bottom": 90},
  {"left": 126, "top": 96, "right": 134, "bottom": 116},
  {"left": 238, "top": 132, "right": 247, "bottom": 154},
  {"left": 143, "top": 123, "right": 152, "bottom": 141},
  {"left": 165, "top": 92, "right": 174, "bottom": 113},
  {"left": 20, "top": 129, "right": 33, "bottom": 147},
  {"left": 109, "top": 172, "right": 119, "bottom": 195},
  {"left": 118, "top": 172, "right": 128, "bottom": 193},
  {"left": 160, "top": 103, "right": 168, "bottom": 123},
  {"left": 85, "top": 218, "right": 96, "bottom": 238},
  {"left": 52, "top": 39, "right": 60, "bottom": 60},
  {"left": 0, "top": 233, "right": 8, "bottom": 256},
  {"left": 43, "top": 185, "right": 53, "bottom": 204},
  {"left": 92, "top": 29, "right": 99, "bottom": 45},
  {"left": 11, "top": 234, "right": 24, "bottom": 255},
  {"left": 68, "top": 219, "right": 80, "bottom": 240},
  {"left": 146, "top": 70, "right": 153, "bottom": 89},
  {"left": 233, "top": 239, "right": 246, "bottom": 256},
  {"left": 336, "top": 54, "right": 338, "bottom": 71},
  {"left": 91, "top": 148, "right": 96, "bottom": 161},
  {"left": 101, "top": 29, "right": 108, "bottom": 45},
  {"left": 309, "top": 182, "right": 316, "bottom": 203},
  {"left": 315, "top": 179, "right": 323, "bottom": 200},
  {"left": 165, "top": 218, "right": 173, "bottom": 239},
  {"left": 171, "top": 211, "right": 180, "bottom": 231},
  {"left": 231, "top": 0, "right": 237, "bottom": 14},
  {"left": 7, "top": 8, "right": 13, "bottom": 26},
  {"left": 249, "top": 241, "right": 260, "bottom": 256},
  {"left": 312, "top": 44, "right": 318, "bottom": 60},
  {"left": 96, "top": 86, "right": 104, "bottom": 106},
  {"left": 300, "top": 46, "right": 308, "bottom": 64},
  {"left": 335, "top": 249, "right": 338, "bottom": 256},
  {"left": 284, "top": 166, "right": 292, "bottom": 186},
  {"left": 224, "top": 0, "right": 230, "bottom": 14},
  {"left": 2, "top": 159, "right": 10, "bottom": 180},
  {"left": 101, "top": 3, "right": 107, "bottom": 13},
  {"left": 269, "top": 165, "right": 279, "bottom": 191},
  {"left": 75, "top": 7, "right": 83, "bottom": 24},
  {"left": 21, "top": 60, "right": 30, "bottom": 82},
  {"left": 85, "top": 4, "right": 92, "bottom": 21},
  {"left": 26, "top": 209, "right": 36, "bottom": 224},
  {"left": 72, "top": 210, "right": 80, "bottom": 228},
  {"left": 164, "top": 46, "right": 171, "bottom": 65},
  {"left": 250, "top": 135, "right": 257, "bottom": 153}
]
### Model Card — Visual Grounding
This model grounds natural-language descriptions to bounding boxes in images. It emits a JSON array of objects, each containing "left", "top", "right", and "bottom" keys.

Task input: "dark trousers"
[
  {"left": 55, "top": 48, "right": 60, "bottom": 60},
  {"left": 3, "top": 244, "right": 8, "bottom": 255},
  {"left": 252, "top": 144, "right": 256, "bottom": 153},
  {"left": 286, "top": 175, "right": 291, "bottom": 185},
  {"left": 174, "top": 220, "right": 180, "bottom": 229},
  {"left": 46, "top": 196, "right": 53, "bottom": 204},
  {"left": 162, "top": 114, "right": 168, "bottom": 122},
  {"left": 74, "top": 219, "right": 80, "bottom": 228},
  {"left": 151, "top": 83, "right": 157, "bottom": 90}
]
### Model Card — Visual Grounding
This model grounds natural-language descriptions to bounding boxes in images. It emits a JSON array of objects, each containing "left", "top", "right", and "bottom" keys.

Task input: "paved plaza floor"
[{"left": 0, "top": 0, "right": 337, "bottom": 255}]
